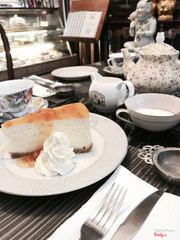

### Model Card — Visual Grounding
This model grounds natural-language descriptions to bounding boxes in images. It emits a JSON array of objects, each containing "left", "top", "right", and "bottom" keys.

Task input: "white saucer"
[
  {"left": 103, "top": 66, "right": 124, "bottom": 77},
  {"left": 12, "top": 108, "right": 29, "bottom": 118},
  {"left": 0, "top": 97, "right": 48, "bottom": 123},
  {"left": 51, "top": 66, "right": 98, "bottom": 81}
]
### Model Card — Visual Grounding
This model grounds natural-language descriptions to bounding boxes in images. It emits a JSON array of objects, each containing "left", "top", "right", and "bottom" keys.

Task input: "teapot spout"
[
  {"left": 90, "top": 72, "right": 103, "bottom": 82},
  {"left": 121, "top": 48, "right": 136, "bottom": 79}
]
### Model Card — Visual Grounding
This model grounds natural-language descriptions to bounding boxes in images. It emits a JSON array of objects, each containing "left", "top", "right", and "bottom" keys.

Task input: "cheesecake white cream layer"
[{"left": 3, "top": 119, "right": 92, "bottom": 155}]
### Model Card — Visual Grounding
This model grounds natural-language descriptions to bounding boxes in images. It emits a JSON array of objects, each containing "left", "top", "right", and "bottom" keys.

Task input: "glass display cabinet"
[{"left": 0, "top": 8, "right": 77, "bottom": 80}]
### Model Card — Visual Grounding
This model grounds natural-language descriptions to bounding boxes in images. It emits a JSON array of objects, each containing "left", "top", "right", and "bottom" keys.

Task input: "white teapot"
[
  {"left": 122, "top": 32, "right": 180, "bottom": 94},
  {"left": 89, "top": 73, "right": 134, "bottom": 113}
]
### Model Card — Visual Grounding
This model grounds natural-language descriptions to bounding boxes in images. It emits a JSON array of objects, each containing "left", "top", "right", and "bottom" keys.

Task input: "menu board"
[
  {"left": 60, "top": 0, "right": 110, "bottom": 43},
  {"left": 63, "top": 11, "right": 103, "bottom": 38}
]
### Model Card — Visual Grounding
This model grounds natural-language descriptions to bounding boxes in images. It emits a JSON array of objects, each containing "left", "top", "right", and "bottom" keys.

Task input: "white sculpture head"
[{"left": 136, "top": 0, "right": 152, "bottom": 20}]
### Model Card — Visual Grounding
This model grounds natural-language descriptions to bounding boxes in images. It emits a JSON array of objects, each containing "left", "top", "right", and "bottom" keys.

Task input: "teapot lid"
[{"left": 140, "top": 32, "right": 178, "bottom": 56}]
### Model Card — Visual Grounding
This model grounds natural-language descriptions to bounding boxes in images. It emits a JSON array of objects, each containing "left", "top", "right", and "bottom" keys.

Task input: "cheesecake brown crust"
[
  {"left": 10, "top": 144, "right": 93, "bottom": 159},
  {"left": 73, "top": 144, "right": 93, "bottom": 153}
]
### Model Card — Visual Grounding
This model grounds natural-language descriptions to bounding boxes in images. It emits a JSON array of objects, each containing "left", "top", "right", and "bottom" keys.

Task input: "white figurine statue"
[{"left": 124, "top": 0, "right": 157, "bottom": 52}]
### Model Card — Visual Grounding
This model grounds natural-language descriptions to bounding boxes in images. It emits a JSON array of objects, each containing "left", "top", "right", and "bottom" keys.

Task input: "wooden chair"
[
  {"left": 109, "top": 27, "right": 131, "bottom": 52},
  {"left": 0, "top": 24, "right": 14, "bottom": 80}
]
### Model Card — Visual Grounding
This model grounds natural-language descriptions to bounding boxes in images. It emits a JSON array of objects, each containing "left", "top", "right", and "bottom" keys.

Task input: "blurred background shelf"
[{"left": 0, "top": 6, "right": 78, "bottom": 80}]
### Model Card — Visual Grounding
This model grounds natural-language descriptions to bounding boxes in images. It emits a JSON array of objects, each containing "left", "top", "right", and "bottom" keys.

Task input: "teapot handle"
[
  {"left": 123, "top": 80, "right": 135, "bottom": 97},
  {"left": 116, "top": 80, "right": 134, "bottom": 106}
]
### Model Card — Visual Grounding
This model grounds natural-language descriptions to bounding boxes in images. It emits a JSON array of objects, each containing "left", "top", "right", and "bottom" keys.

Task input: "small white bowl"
[
  {"left": 116, "top": 93, "right": 180, "bottom": 132},
  {"left": 0, "top": 79, "right": 35, "bottom": 113}
]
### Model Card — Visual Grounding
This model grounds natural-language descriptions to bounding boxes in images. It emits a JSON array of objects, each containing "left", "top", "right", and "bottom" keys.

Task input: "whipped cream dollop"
[{"left": 35, "top": 132, "right": 76, "bottom": 177}]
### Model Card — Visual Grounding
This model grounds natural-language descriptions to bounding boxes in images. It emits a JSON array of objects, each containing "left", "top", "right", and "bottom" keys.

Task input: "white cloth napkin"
[{"left": 48, "top": 165, "right": 180, "bottom": 240}]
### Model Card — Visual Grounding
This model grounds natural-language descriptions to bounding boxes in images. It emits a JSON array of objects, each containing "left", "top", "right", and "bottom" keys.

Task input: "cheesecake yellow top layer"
[{"left": 2, "top": 102, "right": 90, "bottom": 129}]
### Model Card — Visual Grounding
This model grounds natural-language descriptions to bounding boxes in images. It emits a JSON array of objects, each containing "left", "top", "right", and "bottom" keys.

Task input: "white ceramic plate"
[
  {"left": 0, "top": 97, "right": 48, "bottom": 123},
  {"left": 51, "top": 66, "right": 98, "bottom": 80},
  {"left": 0, "top": 113, "right": 128, "bottom": 196}
]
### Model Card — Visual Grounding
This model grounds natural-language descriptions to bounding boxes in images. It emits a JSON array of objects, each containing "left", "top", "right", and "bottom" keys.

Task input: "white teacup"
[
  {"left": 107, "top": 52, "right": 136, "bottom": 72},
  {"left": 89, "top": 73, "right": 135, "bottom": 113},
  {"left": 116, "top": 93, "right": 180, "bottom": 132},
  {"left": 0, "top": 79, "right": 34, "bottom": 113}
]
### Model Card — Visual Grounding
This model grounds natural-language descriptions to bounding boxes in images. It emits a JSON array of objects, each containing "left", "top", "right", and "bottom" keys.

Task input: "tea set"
[
  {"left": 0, "top": 30, "right": 180, "bottom": 132},
  {"left": 89, "top": 32, "right": 180, "bottom": 132}
]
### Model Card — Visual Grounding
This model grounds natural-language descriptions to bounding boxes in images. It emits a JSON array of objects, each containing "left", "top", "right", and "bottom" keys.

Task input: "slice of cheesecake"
[{"left": 2, "top": 103, "right": 93, "bottom": 158}]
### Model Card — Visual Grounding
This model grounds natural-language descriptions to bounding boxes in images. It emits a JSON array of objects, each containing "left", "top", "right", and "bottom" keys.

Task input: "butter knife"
[{"left": 111, "top": 188, "right": 164, "bottom": 240}]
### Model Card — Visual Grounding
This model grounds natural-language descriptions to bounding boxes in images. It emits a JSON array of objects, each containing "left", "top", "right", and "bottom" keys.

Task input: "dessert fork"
[{"left": 79, "top": 183, "right": 127, "bottom": 240}]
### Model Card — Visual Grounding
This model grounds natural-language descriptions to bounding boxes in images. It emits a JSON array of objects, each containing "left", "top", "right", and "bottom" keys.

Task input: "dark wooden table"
[{"left": 0, "top": 62, "right": 179, "bottom": 240}]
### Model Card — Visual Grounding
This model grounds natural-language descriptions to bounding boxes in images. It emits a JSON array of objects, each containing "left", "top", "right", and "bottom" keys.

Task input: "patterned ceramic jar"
[{"left": 122, "top": 32, "right": 180, "bottom": 94}]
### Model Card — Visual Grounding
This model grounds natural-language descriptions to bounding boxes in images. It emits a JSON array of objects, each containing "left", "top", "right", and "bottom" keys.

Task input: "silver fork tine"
[
  {"left": 91, "top": 182, "right": 116, "bottom": 223},
  {"left": 80, "top": 183, "right": 127, "bottom": 240},
  {"left": 103, "top": 188, "right": 127, "bottom": 230},
  {"left": 90, "top": 183, "right": 115, "bottom": 222},
  {"left": 95, "top": 184, "right": 121, "bottom": 225},
  {"left": 90, "top": 183, "right": 126, "bottom": 231}
]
